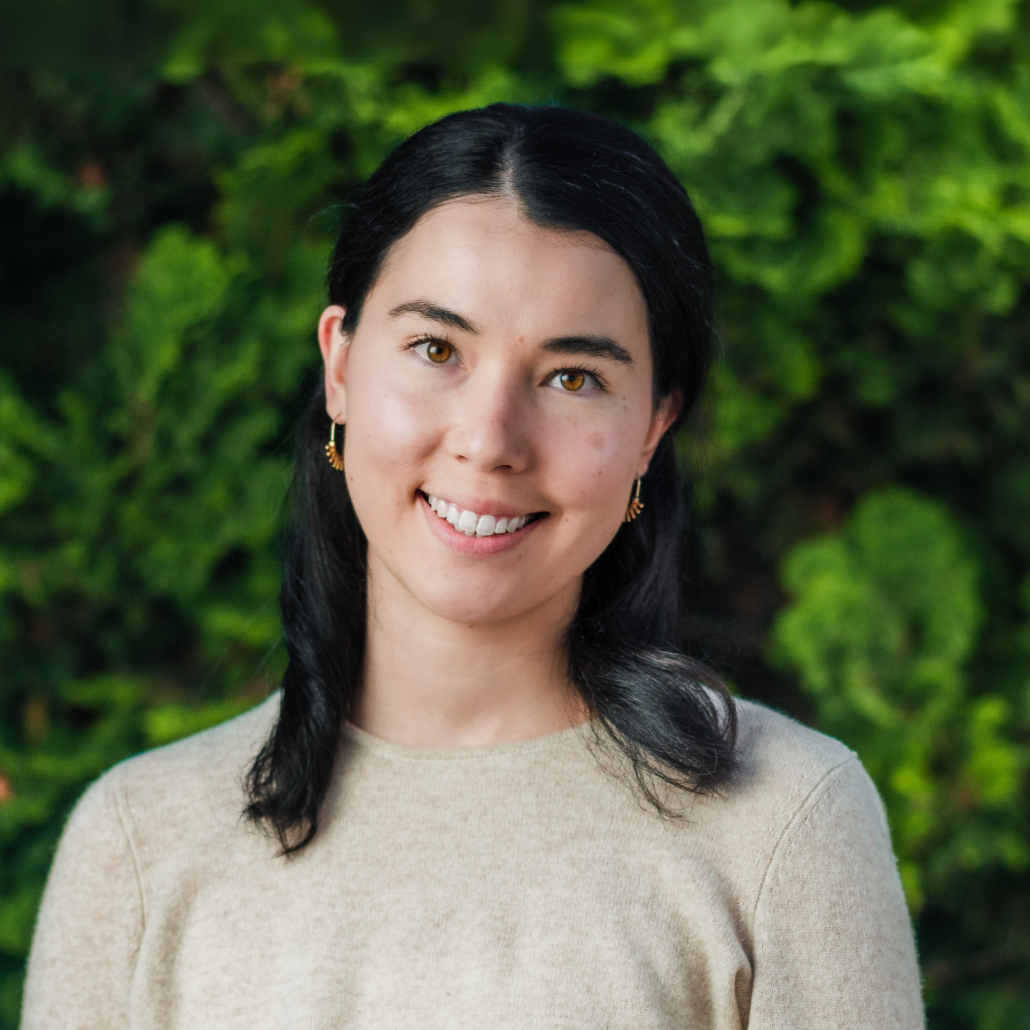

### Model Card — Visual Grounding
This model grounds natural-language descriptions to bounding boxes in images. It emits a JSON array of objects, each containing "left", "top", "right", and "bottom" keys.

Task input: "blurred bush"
[{"left": 2, "top": 1, "right": 1030, "bottom": 1026}]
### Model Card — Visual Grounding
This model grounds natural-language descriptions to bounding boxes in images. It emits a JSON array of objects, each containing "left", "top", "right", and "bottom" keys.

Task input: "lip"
[{"left": 418, "top": 492, "right": 546, "bottom": 556}]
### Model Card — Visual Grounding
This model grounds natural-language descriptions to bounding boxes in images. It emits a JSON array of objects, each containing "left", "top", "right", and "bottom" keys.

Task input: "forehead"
[{"left": 364, "top": 197, "right": 649, "bottom": 344}]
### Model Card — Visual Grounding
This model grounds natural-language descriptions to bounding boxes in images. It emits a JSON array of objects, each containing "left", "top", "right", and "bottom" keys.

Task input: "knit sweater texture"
[{"left": 22, "top": 694, "right": 924, "bottom": 1029}]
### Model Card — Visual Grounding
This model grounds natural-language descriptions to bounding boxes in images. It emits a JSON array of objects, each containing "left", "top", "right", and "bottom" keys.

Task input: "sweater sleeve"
[
  {"left": 748, "top": 758, "right": 924, "bottom": 1030},
  {"left": 21, "top": 771, "right": 144, "bottom": 1030}
]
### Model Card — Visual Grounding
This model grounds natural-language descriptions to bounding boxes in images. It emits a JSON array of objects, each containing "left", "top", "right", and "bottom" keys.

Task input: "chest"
[{"left": 130, "top": 802, "right": 752, "bottom": 1030}]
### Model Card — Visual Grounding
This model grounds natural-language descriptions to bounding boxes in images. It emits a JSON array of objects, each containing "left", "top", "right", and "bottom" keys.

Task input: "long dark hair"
[{"left": 246, "top": 103, "right": 737, "bottom": 853}]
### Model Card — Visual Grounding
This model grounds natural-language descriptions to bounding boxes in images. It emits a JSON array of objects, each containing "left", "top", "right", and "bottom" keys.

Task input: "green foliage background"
[{"left": 3, "top": 0, "right": 1030, "bottom": 1025}]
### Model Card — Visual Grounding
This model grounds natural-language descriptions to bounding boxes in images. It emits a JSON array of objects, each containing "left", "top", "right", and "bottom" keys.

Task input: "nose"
[{"left": 450, "top": 367, "right": 531, "bottom": 474}]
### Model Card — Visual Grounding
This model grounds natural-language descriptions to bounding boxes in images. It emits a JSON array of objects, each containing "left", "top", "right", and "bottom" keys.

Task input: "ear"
[
  {"left": 636, "top": 390, "right": 683, "bottom": 478},
  {"left": 318, "top": 305, "right": 349, "bottom": 422}
]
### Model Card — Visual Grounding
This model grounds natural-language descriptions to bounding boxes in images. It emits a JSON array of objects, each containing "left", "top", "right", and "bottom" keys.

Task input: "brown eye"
[
  {"left": 426, "top": 341, "right": 452, "bottom": 363},
  {"left": 545, "top": 368, "right": 601, "bottom": 393}
]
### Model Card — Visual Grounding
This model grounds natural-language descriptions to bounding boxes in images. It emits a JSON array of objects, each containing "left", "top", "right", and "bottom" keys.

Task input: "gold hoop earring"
[
  {"left": 624, "top": 478, "right": 644, "bottom": 522},
  {"left": 325, "top": 421, "right": 345, "bottom": 472}
]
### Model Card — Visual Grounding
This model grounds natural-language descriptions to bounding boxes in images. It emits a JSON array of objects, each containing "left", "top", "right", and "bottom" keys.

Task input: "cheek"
[
  {"left": 546, "top": 403, "right": 648, "bottom": 493},
  {"left": 342, "top": 359, "right": 440, "bottom": 507}
]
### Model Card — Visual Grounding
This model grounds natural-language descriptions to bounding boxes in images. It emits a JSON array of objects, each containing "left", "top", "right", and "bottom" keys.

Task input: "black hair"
[{"left": 246, "top": 103, "right": 737, "bottom": 853}]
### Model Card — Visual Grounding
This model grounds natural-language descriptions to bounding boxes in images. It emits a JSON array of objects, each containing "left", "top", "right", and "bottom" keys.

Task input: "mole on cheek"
[{"left": 587, "top": 432, "right": 605, "bottom": 451}]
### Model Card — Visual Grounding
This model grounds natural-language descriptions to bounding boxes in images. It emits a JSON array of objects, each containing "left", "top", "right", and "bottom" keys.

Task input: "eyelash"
[
  {"left": 549, "top": 365, "right": 608, "bottom": 392},
  {"left": 406, "top": 335, "right": 610, "bottom": 392},
  {"left": 408, "top": 334, "right": 458, "bottom": 362}
]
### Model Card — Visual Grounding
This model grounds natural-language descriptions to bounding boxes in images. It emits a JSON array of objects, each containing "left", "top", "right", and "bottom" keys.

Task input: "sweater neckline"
[{"left": 342, "top": 719, "right": 592, "bottom": 762}]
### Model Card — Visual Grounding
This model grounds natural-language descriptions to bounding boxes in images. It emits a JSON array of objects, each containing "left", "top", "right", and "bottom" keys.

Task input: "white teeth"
[{"left": 425, "top": 493, "right": 535, "bottom": 537}]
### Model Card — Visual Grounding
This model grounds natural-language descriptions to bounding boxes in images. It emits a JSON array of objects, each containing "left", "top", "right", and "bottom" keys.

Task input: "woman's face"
[{"left": 319, "top": 197, "right": 678, "bottom": 628}]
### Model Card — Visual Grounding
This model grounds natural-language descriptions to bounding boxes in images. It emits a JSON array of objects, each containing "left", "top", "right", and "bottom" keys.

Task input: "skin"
[{"left": 318, "top": 196, "right": 679, "bottom": 747}]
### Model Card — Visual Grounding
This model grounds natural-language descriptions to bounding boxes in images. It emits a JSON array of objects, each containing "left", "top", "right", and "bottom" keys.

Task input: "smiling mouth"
[{"left": 420, "top": 491, "right": 546, "bottom": 537}]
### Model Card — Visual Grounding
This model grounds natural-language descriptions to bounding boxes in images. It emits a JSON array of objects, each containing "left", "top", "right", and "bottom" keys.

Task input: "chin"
[{"left": 412, "top": 583, "right": 535, "bottom": 627}]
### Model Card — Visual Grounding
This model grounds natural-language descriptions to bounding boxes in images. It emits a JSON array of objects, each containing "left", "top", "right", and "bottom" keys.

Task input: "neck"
[{"left": 352, "top": 554, "right": 589, "bottom": 747}]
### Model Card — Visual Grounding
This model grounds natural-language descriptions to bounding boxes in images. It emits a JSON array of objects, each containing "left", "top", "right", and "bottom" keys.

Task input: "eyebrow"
[
  {"left": 388, "top": 300, "right": 633, "bottom": 366},
  {"left": 388, "top": 301, "right": 479, "bottom": 334},
  {"left": 542, "top": 335, "right": 634, "bottom": 366}
]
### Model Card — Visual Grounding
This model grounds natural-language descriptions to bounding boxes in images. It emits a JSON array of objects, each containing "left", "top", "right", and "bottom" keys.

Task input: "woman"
[{"left": 22, "top": 104, "right": 923, "bottom": 1029}]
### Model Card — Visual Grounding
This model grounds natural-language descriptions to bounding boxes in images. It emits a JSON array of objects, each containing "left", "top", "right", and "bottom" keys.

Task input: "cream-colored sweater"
[{"left": 22, "top": 694, "right": 923, "bottom": 1029}]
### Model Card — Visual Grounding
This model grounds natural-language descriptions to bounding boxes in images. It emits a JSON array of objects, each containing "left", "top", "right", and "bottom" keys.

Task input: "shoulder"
[
  {"left": 84, "top": 693, "right": 281, "bottom": 865},
  {"left": 25, "top": 700, "right": 282, "bottom": 1023},
  {"left": 725, "top": 704, "right": 922, "bottom": 1024},
  {"left": 731, "top": 697, "right": 869, "bottom": 807},
  {"left": 104, "top": 691, "right": 280, "bottom": 806},
  {"left": 709, "top": 698, "right": 891, "bottom": 868}
]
